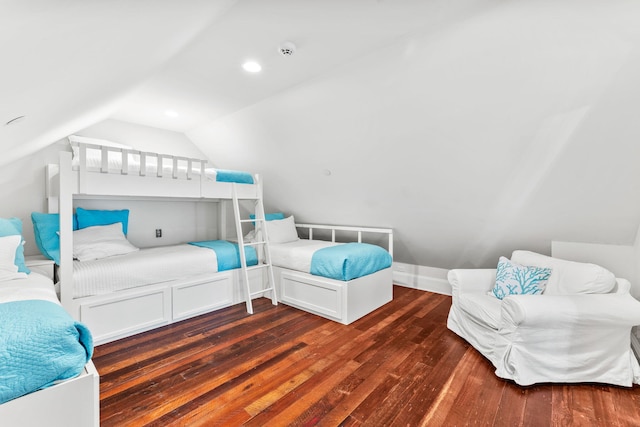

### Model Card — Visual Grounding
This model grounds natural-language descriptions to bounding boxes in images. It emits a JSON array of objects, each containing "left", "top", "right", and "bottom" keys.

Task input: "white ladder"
[{"left": 231, "top": 183, "right": 278, "bottom": 314}]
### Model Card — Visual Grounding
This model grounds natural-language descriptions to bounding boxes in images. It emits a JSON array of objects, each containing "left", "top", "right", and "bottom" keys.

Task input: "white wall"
[
  {"left": 552, "top": 239, "right": 640, "bottom": 301},
  {"left": 187, "top": 1, "right": 640, "bottom": 270},
  {"left": 0, "top": 141, "right": 68, "bottom": 256},
  {"left": 552, "top": 241, "right": 636, "bottom": 285},
  {"left": 73, "top": 199, "right": 217, "bottom": 249},
  {"left": 74, "top": 119, "right": 206, "bottom": 159}
]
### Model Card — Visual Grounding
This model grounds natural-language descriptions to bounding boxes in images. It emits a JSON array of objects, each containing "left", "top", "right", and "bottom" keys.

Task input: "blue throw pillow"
[
  {"left": 31, "top": 212, "right": 79, "bottom": 265},
  {"left": 491, "top": 256, "right": 552, "bottom": 300},
  {"left": 0, "top": 217, "right": 30, "bottom": 273},
  {"left": 76, "top": 208, "right": 129, "bottom": 235},
  {"left": 249, "top": 212, "right": 285, "bottom": 221},
  {"left": 249, "top": 212, "right": 285, "bottom": 226}
]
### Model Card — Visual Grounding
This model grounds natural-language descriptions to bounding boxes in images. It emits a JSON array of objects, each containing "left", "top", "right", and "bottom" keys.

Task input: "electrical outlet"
[{"left": 155, "top": 229, "right": 162, "bottom": 238}]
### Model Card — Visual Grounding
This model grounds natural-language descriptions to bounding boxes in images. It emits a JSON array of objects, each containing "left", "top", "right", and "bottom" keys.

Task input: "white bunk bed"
[
  {"left": 46, "top": 142, "right": 272, "bottom": 345},
  {"left": 272, "top": 223, "right": 394, "bottom": 324},
  {"left": 0, "top": 272, "right": 99, "bottom": 427}
]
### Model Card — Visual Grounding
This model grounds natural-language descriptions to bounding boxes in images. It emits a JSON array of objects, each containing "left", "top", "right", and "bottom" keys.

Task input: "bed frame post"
[
  {"left": 218, "top": 201, "right": 227, "bottom": 240},
  {"left": 58, "top": 151, "right": 74, "bottom": 314}
]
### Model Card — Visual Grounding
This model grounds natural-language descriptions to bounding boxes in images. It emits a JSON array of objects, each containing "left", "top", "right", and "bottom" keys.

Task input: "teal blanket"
[
  {"left": 0, "top": 300, "right": 93, "bottom": 404},
  {"left": 189, "top": 240, "right": 258, "bottom": 271},
  {"left": 310, "top": 243, "right": 392, "bottom": 281},
  {"left": 215, "top": 169, "right": 254, "bottom": 184}
]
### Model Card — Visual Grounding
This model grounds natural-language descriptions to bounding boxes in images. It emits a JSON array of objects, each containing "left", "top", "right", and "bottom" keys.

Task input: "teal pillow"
[
  {"left": 249, "top": 212, "right": 285, "bottom": 226},
  {"left": 31, "top": 212, "right": 79, "bottom": 265},
  {"left": 491, "top": 257, "right": 551, "bottom": 300},
  {"left": 76, "top": 208, "right": 129, "bottom": 235},
  {"left": 0, "top": 217, "right": 30, "bottom": 273},
  {"left": 249, "top": 212, "right": 285, "bottom": 221}
]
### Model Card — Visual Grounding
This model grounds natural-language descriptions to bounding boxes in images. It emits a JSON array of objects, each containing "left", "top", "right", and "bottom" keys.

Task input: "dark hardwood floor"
[{"left": 93, "top": 286, "right": 640, "bottom": 426}]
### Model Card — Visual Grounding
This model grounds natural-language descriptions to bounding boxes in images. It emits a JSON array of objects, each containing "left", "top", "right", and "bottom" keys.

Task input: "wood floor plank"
[{"left": 92, "top": 287, "right": 640, "bottom": 426}]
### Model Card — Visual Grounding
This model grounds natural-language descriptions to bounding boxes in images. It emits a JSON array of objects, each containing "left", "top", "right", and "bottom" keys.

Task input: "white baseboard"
[{"left": 392, "top": 262, "right": 451, "bottom": 296}]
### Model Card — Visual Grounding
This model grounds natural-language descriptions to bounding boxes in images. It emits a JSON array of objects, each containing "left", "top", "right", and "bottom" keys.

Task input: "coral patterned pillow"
[{"left": 491, "top": 257, "right": 552, "bottom": 300}]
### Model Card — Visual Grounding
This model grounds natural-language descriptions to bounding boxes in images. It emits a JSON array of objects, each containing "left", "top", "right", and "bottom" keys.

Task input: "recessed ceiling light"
[
  {"left": 242, "top": 61, "right": 262, "bottom": 73},
  {"left": 164, "top": 110, "right": 179, "bottom": 118},
  {"left": 5, "top": 115, "right": 26, "bottom": 126}
]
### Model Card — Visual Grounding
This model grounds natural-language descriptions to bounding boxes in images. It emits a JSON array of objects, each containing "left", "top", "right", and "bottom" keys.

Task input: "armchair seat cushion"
[{"left": 458, "top": 293, "right": 501, "bottom": 330}]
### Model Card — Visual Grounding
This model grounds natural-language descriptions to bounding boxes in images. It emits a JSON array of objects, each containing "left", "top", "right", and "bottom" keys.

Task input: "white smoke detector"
[{"left": 278, "top": 41, "right": 296, "bottom": 56}]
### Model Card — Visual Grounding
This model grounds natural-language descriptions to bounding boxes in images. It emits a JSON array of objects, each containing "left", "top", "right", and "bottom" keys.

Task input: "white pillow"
[
  {"left": 73, "top": 223, "right": 139, "bottom": 262},
  {"left": 511, "top": 250, "right": 616, "bottom": 295},
  {"left": 0, "top": 235, "right": 28, "bottom": 280},
  {"left": 265, "top": 216, "right": 299, "bottom": 244}
]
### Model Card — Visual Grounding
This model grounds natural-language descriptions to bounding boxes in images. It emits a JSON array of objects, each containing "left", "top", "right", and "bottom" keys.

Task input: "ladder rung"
[
  {"left": 243, "top": 241, "right": 267, "bottom": 246},
  {"left": 250, "top": 288, "right": 275, "bottom": 297},
  {"left": 240, "top": 218, "right": 264, "bottom": 223},
  {"left": 246, "top": 264, "right": 271, "bottom": 271}
]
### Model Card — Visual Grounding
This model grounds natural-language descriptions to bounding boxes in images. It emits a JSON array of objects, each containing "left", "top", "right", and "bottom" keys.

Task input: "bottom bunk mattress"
[
  {"left": 72, "top": 241, "right": 257, "bottom": 298},
  {"left": 269, "top": 240, "right": 392, "bottom": 281},
  {"left": 0, "top": 273, "right": 93, "bottom": 404}
]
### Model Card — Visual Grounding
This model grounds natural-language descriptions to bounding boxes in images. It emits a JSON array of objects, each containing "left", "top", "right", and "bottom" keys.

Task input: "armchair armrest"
[
  {"left": 448, "top": 269, "right": 496, "bottom": 298},
  {"left": 495, "top": 293, "right": 640, "bottom": 386},
  {"left": 501, "top": 293, "right": 640, "bottom": 328},
  {"left": 612, "top": 278, "right": 631, "bottom": 294}
]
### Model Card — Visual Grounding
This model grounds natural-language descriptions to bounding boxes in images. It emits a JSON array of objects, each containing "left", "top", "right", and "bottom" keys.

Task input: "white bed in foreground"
[
  {"left": 0, "top": 273, "right": 99, "bottom": 427},
  {"left": 271, "top": 223, "right": 394, "bottom": 324}
]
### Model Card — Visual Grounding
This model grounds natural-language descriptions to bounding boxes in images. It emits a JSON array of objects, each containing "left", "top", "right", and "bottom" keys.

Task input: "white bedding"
[
  {"left": 269, "top": 239, "right": 338, "bottom": 273},
  {"left": 72, "top": 244, "right": 219, "bottom": 298},
  {"left": 0, "top": 273, "right": 58, "bottom": 304}
]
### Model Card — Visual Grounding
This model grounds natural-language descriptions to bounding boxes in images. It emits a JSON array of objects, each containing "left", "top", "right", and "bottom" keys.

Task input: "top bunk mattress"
[
  {"left": 270, "top": 240, "right": 392, "bottom": 281},
  {"left": 72, "top": 241, "right": 257, "bottom": 298}
]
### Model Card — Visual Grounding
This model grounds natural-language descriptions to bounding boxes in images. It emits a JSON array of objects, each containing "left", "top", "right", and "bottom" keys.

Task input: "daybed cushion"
[
  {"left": 266, "top": 215, "right": 299, "bottom": 244},
  {"left": 310, "top": 242, "right": 393, "bottom": 281},
  {"left": 0, "top": 235, "right": 28, "bottom": 281},
  {"left": 76, "top": 207, "right": 130, "bottom": 235},
  {"left": 511, "top": 250, "right": 616, "bottom": 295},
  {"left": 0, "top": 218, "right": 29, "bottom": 274},
  {"left": 73, "top": 223, "right": 139, "bottom": 262},
  {"left": 491, "top": 256, "right": 551, "bottom": 300}
]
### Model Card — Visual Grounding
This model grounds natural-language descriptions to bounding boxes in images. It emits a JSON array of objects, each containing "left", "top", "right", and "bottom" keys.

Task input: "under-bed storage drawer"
[
  {"left": 172, "top": 273, "right": 233, "bottom": 321},
  {"left": 80, "top": 287, "right": 171, "bottom": 344},
  {"left": 279, "top": 270, "right": 344, "bottom": 322}
]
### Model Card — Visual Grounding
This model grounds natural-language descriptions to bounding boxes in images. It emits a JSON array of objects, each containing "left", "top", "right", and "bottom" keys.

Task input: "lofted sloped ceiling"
[
  {"left": 0, "top": 0, "right": 235, "bottom": 166},
  {"left": 4, "top": 0, "right": 640, "bottom": 269}
]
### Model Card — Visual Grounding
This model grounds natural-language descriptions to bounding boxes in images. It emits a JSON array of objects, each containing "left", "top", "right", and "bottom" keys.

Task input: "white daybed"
[
  {"left": 0, "top": 271, "right": 99, "bottom": 427},
  {"left": 268, "top": 221, "right": 394, "bottom": 324},
  {"left": 46, "top": 140, "right": 270, "bottom": 345}
]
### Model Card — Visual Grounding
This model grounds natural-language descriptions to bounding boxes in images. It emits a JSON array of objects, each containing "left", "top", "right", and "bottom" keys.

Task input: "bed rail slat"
[{"left": 295, "top": 223, "right": 393, "bottom": 257}]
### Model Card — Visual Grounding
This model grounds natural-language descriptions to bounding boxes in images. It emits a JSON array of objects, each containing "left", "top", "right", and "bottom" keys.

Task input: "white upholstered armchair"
[{"left": 447, "top": 250, "right": 640, "bottom": 386}]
